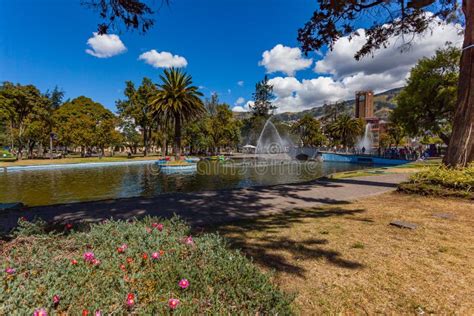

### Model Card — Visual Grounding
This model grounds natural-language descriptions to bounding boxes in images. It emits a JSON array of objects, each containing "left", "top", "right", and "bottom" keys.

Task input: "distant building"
[
  {"left": 354, "top": 90, "right": 388, "bottom": 149},
  {"left": 355, "top": 91, "right": 374, "bottom": 119}
]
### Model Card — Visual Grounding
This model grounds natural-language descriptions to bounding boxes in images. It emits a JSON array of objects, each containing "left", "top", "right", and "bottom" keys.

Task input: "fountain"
[
  {"left": 255, "top": 118, "right": 292, "bottom": 160},
  {"left": 356, "top": 123, "right": 374, "bottom": 154}
]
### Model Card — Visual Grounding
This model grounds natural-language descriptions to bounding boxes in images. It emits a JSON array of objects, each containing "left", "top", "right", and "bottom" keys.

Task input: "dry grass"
[{"left": 215, "top": 193, "right": 474, "bottom": 314}]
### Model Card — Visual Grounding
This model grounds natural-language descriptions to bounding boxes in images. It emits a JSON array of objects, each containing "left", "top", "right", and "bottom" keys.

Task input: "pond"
[{"left": 0, "top": 160, "right": 374, "bottom": 206}]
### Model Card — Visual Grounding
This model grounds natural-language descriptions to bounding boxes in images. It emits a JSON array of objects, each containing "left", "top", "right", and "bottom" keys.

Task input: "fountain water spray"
[
  {"left": 255, "top": 117, "right": 293, "bottom": 160},
  {"left": 356, "top": 123, "right": 374, "bottom": 154}
]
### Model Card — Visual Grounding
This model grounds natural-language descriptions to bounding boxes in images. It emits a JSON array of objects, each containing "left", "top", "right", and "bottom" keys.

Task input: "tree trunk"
[
  {"left": 443, "top": 0, "right": 474, "bottom": 167},
  {"left": 49, "top": 133, "right": 53, "bottom": 159},
  {"left": 174, "top": 115, "right": 182, "bottom": 157},
  {"left": 143, "top": 128, "right": 148, "bottom": 157}
]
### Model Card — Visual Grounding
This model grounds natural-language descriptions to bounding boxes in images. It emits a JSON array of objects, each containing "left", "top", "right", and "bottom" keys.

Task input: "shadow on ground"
[
  {"left": 206, "top": 206, "right": 366, "bottom": 277},
  {"left": 0, "top": 180, "right": 349, "bottom": 235}
]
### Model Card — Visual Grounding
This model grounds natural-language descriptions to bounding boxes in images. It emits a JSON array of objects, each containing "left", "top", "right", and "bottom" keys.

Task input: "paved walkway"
[{"left": 0, "top": 173, "right": 409, "bottom": 234}]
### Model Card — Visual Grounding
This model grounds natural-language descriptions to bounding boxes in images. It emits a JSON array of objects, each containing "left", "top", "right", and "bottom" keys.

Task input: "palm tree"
[
  {"left": 326, "top": 114, "right": 364, "bottom": 149},
  {"left": 151, "top": 68, "right": 204, "bottom": 157}
]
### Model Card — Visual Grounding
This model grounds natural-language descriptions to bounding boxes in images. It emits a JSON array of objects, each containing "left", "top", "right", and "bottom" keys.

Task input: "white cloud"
[
  {"left": 237, "top": 81, "right": 244, "bottom": 86},
  {"left": 138, "top": 50, "right": 188, "bottom": 68},
  {"left": 269, "top": 19, "right": 462, "bottom": 113},
  {"left": 85, "top": 33, "right": 127, "bottom": 58},
  {"left": 235, "top": 97, "right": 245, "bottom": 105},
  {"left": 259, "top": 44, "right": 313, "bottom": 76},
  {"left": 314, "top": 18, "right": 462, "bottom": 79},
  {"left": 232, "top": 101, "right": 253, "bottom": 112}
]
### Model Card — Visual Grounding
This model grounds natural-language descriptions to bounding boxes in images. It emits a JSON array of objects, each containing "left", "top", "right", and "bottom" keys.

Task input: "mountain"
[{"left": 274, "top": 87, "right": 403, "bottom": 122}]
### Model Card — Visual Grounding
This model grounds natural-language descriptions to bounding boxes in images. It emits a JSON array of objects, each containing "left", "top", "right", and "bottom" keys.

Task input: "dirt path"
[{"left": 0, "top": 173, "right": 409, "bottom": 234}]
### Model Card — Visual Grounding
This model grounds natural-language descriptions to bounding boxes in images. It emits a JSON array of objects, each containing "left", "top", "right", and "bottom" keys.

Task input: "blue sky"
[
  {"left": 0, "top": 0, "right": 462, "bottom": 113},
  {"left": 1, "top": 0, "right": 319, "bottom": 111}
]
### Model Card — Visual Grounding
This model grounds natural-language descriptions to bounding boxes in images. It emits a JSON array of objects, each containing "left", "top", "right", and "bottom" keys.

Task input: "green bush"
[
  {"left": 1, "top": 217, "right": 293, "bottom": 315},
  {"left": 0, "top": 150, "right": 16, "bottom": 161},
  {"left": 398, "top": 164, "right": 473, "bottom": 199}
]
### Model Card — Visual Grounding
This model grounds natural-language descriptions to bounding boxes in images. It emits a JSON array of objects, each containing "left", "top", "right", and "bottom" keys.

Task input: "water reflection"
[{"left": 1, "top": 160, "right": 372, "bottom": 206}]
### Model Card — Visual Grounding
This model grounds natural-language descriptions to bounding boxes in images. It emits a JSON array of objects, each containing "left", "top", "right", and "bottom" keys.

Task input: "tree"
[
  {"left": 205, "top": 93, "right": 219, "bottom": 116},
  {"left": 291, "top": 115, "right": 326, "bottom": 147},
  {"left": 151, "top": 68, "right": 204, "bottom": 157},
  {"left": 379, "top": 132, "right": 392, "bottom": 150},
  {"left": 206, "top": 103, "right": 242, "bottom": 153},
  {"left": 0, "top": 82, "right": 49, "bottom": 159},
  {"left": 44, "top": 86, "right": 65, "bottom": 158},
  {"left": 182, "top": 119, "right": 209, "bottom": 154},
  {"left": 117, "top": 78, "right": 158, "bottom": 156},
  {"left": 297, "top": 0, "right": 472, "bottom": 167},
  {"left": 387, "top": 123, "right": 407, "bottom": 148},
  {"left": 250, "top": 75, "right": 276, "bottom": 118},
  {"left": 326, "top": 114, "right": 364, "bottom": 149},
  {"left": 53, "top": 96, "right": 116, "bottom": 156},
  {"left": 81, "top": 0, "right": 168, "bottom": 35},
  {"left": 119, "top": 119, "right": 141, "bottom": 154},
  {"left": 392, "top": 47, "right": 459, "bottom": 145}
]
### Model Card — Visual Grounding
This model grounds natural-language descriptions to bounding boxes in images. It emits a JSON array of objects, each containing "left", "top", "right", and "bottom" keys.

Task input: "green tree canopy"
[
  {"left": 326, "top": 114, "right": 364, "bottom": 149},
  {"left": 206, "top": 103, "right": 242, "bottom": 153},
  {"left": 151, "top": 68, "right": 204, "bottom": 157},
  {"left": 250, "top": 75, "right": 276, "bottom": 118},
  {"left": 0, "top": 82, "right": 50, "bottom": 159},
  {"left": 116, "top": 77, "right": 158, "bottom": 156},
  {"left": 392, "top": 47, "right": 460, "bottom": 145},
  {"left": 291, "top": 115, "right": 326, "bottom": 147},
  {"left": 53, "top": 96, "right": 117, "bottom": 155}
]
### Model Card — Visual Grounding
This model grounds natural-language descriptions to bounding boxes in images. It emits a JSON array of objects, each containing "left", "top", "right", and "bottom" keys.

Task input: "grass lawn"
[
  {"left": 330, "top": 159, "right": 441, "bottom": 179},
  {"left": 0, "top": 155, "right": 163, "bottom": 168},
  {"left": 214, "top": 192, "right": 474, "bottom": 314}
]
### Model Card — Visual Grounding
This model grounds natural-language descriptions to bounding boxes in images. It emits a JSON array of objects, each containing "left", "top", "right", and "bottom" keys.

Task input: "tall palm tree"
[
  {"left": 151, "top": 68, "right": 204, "bottom": 157},
  {"left": 326, "top": 114, "right": 364, "bottom": 149}
]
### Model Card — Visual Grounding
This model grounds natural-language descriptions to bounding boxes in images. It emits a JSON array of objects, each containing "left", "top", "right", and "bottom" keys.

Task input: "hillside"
[{"left": 274, "top": 87, "right": 402, "bottom": 122}]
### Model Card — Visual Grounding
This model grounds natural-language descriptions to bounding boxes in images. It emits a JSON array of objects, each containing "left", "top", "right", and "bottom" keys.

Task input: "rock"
[
  {"left": 389, "top": 220, "right": 418, "bottom": 229},
  {"left": 432, "top": 213, "right": 455, "bottom": 219},
  {"left": 0, "top": 202, "right": 24, "bottom": 212},
  {"left": 295, "top": 153, "right": 309, "bottom": 161}
]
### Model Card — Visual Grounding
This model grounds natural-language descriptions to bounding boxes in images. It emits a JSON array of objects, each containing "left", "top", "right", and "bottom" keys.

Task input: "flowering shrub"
[
  {"left": 399, "top": 163, "right": 474, "bottom": 199},
  {"left": 1, "top": 216, "right": 292, "bottom": 314}
]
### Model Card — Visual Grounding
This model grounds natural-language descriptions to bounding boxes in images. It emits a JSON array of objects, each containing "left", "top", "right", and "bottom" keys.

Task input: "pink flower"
[
  {"left": 5, "top": 267, "right": 15, "bottom": 275},
  {"left": 52, "top": 294, "right": 60, "bottom": 305},
  {"left": 179, "top": 278, "right": 190, "bottom": 289},
  {"left": 91, "top": 259, "right": 101, "bottom": 266},
  {"left": 71, "top": 259, "right": 78, "bottom": 265},
  {"left": 65, "top": 223, "right": 73, "bottom": 230},
  {"left": 83, "top": 252, "right": 95, "bottom": 262},
  {"left": 94, "top": 310, "right": 102, "bottom": 316},
  {"left": 184, "top": 236, "right": 194, "bottom": 245},
  {"left": 33, "top": 308, "right": 48, "bottom": 316},
  {"left": 126, "top": 293, "right": 135, "bottom": 307},
  {"left": 151, "top": 252, "right": 160, "bottom": 260},
  {"left": 168, "top": 298, "right": 180, "bottom": 309},
  {"left": 152, "top": 223, "right": 164, "bottom": 231},
  {"left": 117, "top": 244, "right": 128, "bottom": 253}
]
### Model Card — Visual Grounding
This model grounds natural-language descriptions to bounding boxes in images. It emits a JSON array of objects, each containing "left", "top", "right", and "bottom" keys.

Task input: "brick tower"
[{"left": 355, "top": 91, "right": 374, "bottom": 119}]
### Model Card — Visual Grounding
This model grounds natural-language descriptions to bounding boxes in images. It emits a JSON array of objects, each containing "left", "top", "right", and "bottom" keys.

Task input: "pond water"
[{"left": 0, "top": 160, "right": 373, "bottom": 206}]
